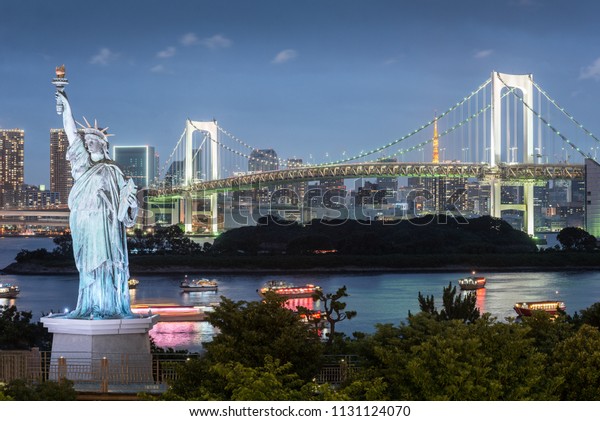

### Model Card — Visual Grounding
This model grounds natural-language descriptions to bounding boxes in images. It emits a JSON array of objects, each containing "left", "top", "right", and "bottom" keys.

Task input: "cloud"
[
  {"left": 157, "top": 46, "right": 176, "bottom": 59},
  {"left": 200, "top": 34, "right": 232, "bottom": 49},
  {"left": 474, "top": 49, "right": 493, "bottom": 59},
  {"left": 150, "top": 64, "right": 167, "bottom": 73},
  {"left": 90, "top": 48, "right": 119, "bottom": 65},
  {"left": 580, "top": 57, "right": 600, "bottom": 81},
  {"left": 181, "top": 32, "right": 199, "bottom": 46},
  {"left": 272, "top": 49, "right": 298, "bottom": 64}
]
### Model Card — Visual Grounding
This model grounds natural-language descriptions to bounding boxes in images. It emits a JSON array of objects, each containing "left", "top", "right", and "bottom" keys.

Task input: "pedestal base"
[{"left": 41, "top": 315, "right": 160, "bottom": 392}]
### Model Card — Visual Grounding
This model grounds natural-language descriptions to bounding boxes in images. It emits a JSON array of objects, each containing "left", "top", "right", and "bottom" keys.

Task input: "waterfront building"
[
  {"left": 585, "top": 158, "right": 600, "bottom": 237},
  {"left": 22, "top": 184, "right": 60, "bottom": 207},
  {"left": 50, "top": 129, "right": 75, "bottom": 204},
  {"left": 113, "top": 145, "right": 157, "bottom": 188},
  {"left": 0, "top": 128, "right": 25, "bottom": 208}
]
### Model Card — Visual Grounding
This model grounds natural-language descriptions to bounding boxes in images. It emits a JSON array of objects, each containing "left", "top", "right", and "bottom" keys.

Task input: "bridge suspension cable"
[
  {"left": 531, "top": 79, "right": 600, "bottom": 146},
  {"left": 317, "top": 77, "right": 492, "bottom": 166},
  {"left": 392, "top": 85, "right": 517, "bottom": 160},
  {"left": 496, "top": 73, "right": 593, "bottom": 161},
  {"left": 158, "top": 127, "right": 186, "bottom": 179}
]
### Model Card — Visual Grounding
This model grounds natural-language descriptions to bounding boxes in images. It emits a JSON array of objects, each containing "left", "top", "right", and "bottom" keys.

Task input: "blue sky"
[{"left": 2, "top": 0, "right": 600, "bottom": 185}]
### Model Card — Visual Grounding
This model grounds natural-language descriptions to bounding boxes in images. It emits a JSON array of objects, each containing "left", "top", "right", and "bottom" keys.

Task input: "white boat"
[
  {"left": 180, "top": 277, "right": 218, "bottom": 292},
  {"left": 0, "top": 282, "right": 20, "bottom": 298}
]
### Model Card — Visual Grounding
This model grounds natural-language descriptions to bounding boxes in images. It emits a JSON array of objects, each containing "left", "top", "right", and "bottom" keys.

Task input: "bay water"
[{"left": 2, "top": 237, "right": 600, "bottom": 352}]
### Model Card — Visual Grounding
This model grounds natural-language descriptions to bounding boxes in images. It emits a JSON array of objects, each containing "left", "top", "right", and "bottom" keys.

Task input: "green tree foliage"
[
  {"left": 0, "top": 379, "right": 76, "bottom": 400},
  {"left": 415, "top": 282, "right": 480, "bottom": 323},
  {"left": 0, "top": 305, "right": 51, "bottom": 350},
  {"left": 557, "top": 226, "right": 597, "bottom": 251},
  {"left": 551, "top": 325, "right": 600, "bottom": 400},
  {"left": 204, "top": 294, "right": 323, "bottom": 381},
  {"left": 128, "top": 225, "right": 202, "bottom": 255},
  {"left": 340, "top": 315, "right": 550, "bottom": 400},
  {"left": 211, "top": 216, "right": 537, "bottom": 256},
  {"left": 579, "top": 302, "right": 600, "bottom": 329},
  {"left": 305, "top": 286, "right": 357, "bottom": 346}
]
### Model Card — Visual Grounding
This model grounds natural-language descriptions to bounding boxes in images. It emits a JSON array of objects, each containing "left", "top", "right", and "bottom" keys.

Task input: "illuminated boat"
[
  {"left": 0, "top": 282, "right": 20, "bottom": 298},
  {"left": 458, "top": 274, "right": 486, "bottom": 290},
  {"left": 131, "top": 304, "right": 214, "bottom": 322},
  {"left": 180, "top": 277, "right": 218, "bottom": 292},
  {"left": 513, "top": 301, "right": 566, "bottom": 317},
  {"left": 128, "top": 278, "right": 139, "bottom": 289},
  {"left": 257, "top": 280, "right": 321, "bottom": 298}
]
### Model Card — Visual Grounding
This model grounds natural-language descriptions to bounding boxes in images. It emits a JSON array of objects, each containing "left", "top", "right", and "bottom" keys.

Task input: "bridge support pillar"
[
  {"left": 185, "top": 120, "right": 220, "bottom": 235},
  {"left": 524, "top": 182, "right": 534, "bottom": 237},
  {"left": 490, "top": 179, "right": 502, "bottom": 220}
]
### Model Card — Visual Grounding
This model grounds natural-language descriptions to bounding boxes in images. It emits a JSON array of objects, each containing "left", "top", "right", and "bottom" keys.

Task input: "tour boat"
[
  {"left": 0, "top": 282, "right": 20, "bottom": 298},
  {"left": 131, "top": 304, "right": 214, "bottom": 322},
  {"left": 180, "top": 277, "right": 218, "bottom": 292},
  {"left": 128, "top": 278, "right": 139, "bottom": 289},
  {"left": 257, "top": 280, "right": 322, "bottom": 298},
  {"left": 513, "top": 300, "right": 566, "bottom": 317},
  {"left": 458, "top": 273, "right": 486, "bottom": 290}
]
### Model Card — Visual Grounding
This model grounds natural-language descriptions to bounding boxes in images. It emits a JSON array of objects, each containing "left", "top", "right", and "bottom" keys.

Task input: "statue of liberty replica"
[
  {"left": 54, "top": 64, "right": 138, "bottom": 319},
  {"left": 42, "top": 66, "right": 158, "bottom": 390}
]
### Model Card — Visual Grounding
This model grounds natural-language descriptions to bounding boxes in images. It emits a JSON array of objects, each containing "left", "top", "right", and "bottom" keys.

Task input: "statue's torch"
[{"left": 52, "top": 64, "right": 69, "bottom": 115}]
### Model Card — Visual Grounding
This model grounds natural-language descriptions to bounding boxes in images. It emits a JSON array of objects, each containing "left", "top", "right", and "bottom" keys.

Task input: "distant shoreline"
[{"left": 3, "top": 260, "right": 600, "bottom": 276}]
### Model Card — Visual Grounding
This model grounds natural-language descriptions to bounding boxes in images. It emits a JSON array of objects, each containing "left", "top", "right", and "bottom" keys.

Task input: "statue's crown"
[{"left": 76, "top": 117, "right": 114, "bottom": 143}]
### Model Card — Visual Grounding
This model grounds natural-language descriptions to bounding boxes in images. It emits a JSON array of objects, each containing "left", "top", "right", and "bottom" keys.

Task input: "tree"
[
  {"left": 307, "top": 286, "right": 357, "bottom": 346},
  {"left": 557, "top": 226, "right": 597, "bottom": 251},
  {"left": 415, "top": 282, "right": 480, "bottom": 323},
  {"left": 0, "top": 305, "right": 52, "bottom": 350},
  {"left": 551, "top": 324, "right": 600, "bottom": 400},
  {"left": 52, "top": 233, "right": 73, "bottom": 257},
  {"left": 0, "top": 379, "right": 76, "bottom": 400},
  {"left": 204, "top": 294, "right": 323, "bottom": 381},
  {"left": 579, "top": 302, "right": 600, "bottom": 329}
]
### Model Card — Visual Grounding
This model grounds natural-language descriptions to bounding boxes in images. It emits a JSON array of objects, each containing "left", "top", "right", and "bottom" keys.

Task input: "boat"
[
  {"left": 458, "top": 274, "right": 486, "bottom": 290},
  {"left": 128, "top": 278, "right": 139, "bottom": 289},
  {"left": 257, "top": 280, "right": 322, "bottom": 298},
  {"left": 180, "top": 277, "right": 218, "bottom": 292},
  {"left": 513, "top": 301, "right": 566, "bottom": 317},
  {"left": 131, "top": 304, "right": 215, "bottom": 322},
  {"left": 0, "top": 282, "right": 20, "bottom": 298}
]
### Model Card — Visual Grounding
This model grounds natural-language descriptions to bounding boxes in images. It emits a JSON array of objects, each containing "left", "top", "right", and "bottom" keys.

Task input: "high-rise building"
[
  {"left": 0, "top": 129, "right": 25, "bottom": 208},
  {"left": 248, "top": 149, "right": 279, "bottom": 172},
  {"left": 113, "top": 145, "right": 157, "bottom": 188},
  {"left": 50, "top": 129, "right": 75, "bottom": 204},
  {"left": 585, "top": 159, "right": 600, "bottom": 237}
]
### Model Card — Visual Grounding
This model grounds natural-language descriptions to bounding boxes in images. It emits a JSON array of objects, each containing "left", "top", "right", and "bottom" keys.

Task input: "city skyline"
[{"left": 2, "top": 0, "right": 600, "bottom": 186}]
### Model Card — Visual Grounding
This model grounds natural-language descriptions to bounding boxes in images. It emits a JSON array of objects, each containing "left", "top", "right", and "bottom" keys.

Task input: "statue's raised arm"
[{"left": 55, "top": 90, "right": 79, "bottom": 147}]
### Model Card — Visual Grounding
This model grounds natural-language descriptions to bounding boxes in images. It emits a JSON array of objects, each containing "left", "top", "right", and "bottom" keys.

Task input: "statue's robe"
[{"left": 66, "top": 138, "right": 138, "bottom": 319}]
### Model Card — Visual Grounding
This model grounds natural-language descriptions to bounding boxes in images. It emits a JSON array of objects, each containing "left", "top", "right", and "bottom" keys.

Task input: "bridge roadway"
[
  {"left": 0, "top": 208, "right": 70, "bottom": 226},
  {"left": 168, "top": 162, "right": 585, "bottom": 194}
]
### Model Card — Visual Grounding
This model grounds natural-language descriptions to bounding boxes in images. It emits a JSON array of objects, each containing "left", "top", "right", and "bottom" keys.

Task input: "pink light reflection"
[{"left": 149, "top": 321, "right": 215, "bottom": 351}]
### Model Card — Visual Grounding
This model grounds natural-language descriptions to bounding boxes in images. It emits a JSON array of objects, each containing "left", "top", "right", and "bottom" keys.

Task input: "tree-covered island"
[{"left": 3, "top": 215, "right": 599, "bottom": 274}]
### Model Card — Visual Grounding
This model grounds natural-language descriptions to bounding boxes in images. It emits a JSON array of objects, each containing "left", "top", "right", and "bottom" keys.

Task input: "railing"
[
  {"left": 0, "top": 349, "right": 194, "bottom": 394},
  {"left": 1, "top": 350, "right": 359, "bottom": 393}
]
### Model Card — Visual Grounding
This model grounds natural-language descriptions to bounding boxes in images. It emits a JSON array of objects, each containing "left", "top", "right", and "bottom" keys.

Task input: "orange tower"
[{"left": 432, "top": 115, "right": 439, "bottom": 163}]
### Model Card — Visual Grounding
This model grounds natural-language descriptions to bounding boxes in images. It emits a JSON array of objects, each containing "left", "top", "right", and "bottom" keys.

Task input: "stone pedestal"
[{"left": 41, "top": 315, "right": 159, "bottom": 392}]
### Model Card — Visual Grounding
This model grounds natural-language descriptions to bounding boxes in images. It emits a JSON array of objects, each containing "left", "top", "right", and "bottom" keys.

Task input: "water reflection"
[{"left": 150, "top": 321, "right": 213, "bottom": 352}]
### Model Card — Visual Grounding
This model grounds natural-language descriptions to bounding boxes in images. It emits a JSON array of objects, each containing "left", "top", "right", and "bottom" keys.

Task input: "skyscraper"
[
  {"left": 113, "top": 145, "right": 157, "bottom": 188},
  {"left": 50, "top": 129, "right": 74, "bottom": 205},
  {"left": 248, "top": 149, "right": 279, "bottom": 172},
  {"left": 0, "top": 128, "right": 25, "bottom": 208}
]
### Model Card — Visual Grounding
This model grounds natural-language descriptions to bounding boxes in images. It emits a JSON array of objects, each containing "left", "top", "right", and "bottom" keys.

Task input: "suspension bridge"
[{"left": 147, "top": 71, "right": 600, "bottom": 237}]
